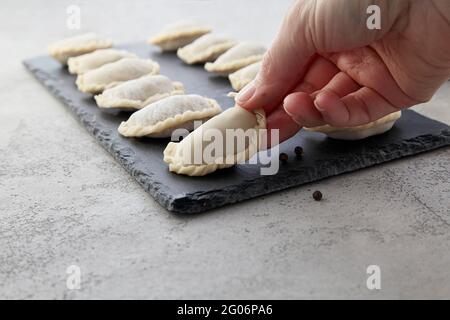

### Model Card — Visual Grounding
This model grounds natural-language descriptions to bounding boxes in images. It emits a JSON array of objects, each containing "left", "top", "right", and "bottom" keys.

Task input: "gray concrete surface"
[{"left": 1, "top": 0, "right": 450, "bottom": 299}]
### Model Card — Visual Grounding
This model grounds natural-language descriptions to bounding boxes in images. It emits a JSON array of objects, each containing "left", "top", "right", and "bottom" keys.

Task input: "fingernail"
[
  {"left": 283, "top": 97, "right": 295, "bottom": 116},
  {"left": 283, "top": 97, "right": 303, "bottom": 126},
  {"left": 313, "top": 96, "right": 325, "bottom": 112},
  {"left": 237, "top": 81, "right": 256, "bottom": 105}
]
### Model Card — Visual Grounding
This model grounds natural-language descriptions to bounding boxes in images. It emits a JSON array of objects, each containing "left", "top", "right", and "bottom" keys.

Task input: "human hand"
[{"left": 237, "top": 0, "right": 450, "bottom": 144}]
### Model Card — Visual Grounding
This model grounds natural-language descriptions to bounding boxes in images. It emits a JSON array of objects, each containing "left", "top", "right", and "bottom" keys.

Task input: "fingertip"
[
  {"left": 283, "top": 92, "right": 310, "bottom": 116},
  {"left": 313, "top": 90, "right": 335, "bottom": 112},
  {"left": 238, "top": 83, "right": 285, "bottom": 114},
  {"left": 314, "top": 90, "right": 350, "bottom": 126},
  {"left": 283, "top": 92, "right": 325, "bottom": 127}
]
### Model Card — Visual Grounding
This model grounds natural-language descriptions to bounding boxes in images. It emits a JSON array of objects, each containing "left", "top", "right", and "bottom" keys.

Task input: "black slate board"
[{"left": 23, "top": 42, "right": 450, "bottom": 214}]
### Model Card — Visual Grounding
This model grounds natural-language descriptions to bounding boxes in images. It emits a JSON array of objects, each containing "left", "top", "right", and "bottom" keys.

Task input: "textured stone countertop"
[{"left": 1, "top": 0, "right": 449, "bottom": 299}]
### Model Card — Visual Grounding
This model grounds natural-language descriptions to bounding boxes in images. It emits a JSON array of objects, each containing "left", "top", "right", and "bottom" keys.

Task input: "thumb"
[{"left": 236, "top": 0, "right": 316, "bottom": 112}]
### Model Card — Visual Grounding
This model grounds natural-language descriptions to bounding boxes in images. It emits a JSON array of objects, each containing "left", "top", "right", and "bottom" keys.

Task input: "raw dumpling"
[
  {"left": 149, "top": 20, "right": 212, "bottom": 51},
  {"left": 48, "top": 33, "right": 113, "bottom": 64},
  {"left": 305, "top": 111, "right": 402, "bottom": 140},
  {"left": 76, "top": 58, "right": 160, "bottom": 94},
  {"left": 228, "top": 61, "right": 261, "bottom": 91},
  {"left": 163, "top": 106, "right": 266, "bottom": 176},
  {"left": 177, "top": 34, "right": 237, "bottom": 64},
  {"left": 95, "top": 75, "right": 184, "bottom": 110},
  {"left": 68, "top": 49, "right": 137, "bottom": 75},
  {"left": 204, "top": 42, "right": 265, "bottom": 75},
  {"left": 118, "top": 94, "right": 222, "bottom": 138}
]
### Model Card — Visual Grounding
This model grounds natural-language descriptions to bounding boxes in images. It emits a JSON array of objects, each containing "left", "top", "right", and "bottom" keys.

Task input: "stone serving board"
[{"left": 23, "top": 42, "right": 450, "bottom": 214}]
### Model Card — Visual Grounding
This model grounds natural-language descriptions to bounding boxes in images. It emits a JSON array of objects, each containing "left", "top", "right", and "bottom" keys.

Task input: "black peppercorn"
[
  {"left": 313, "top": 190, "right": 323, "bottom": 201},
  {"left": 294, "top": 146, "right": 303, "bottom": 157},
  {"left": 279, "top": 153, "right": 288, "bottom": 163}
]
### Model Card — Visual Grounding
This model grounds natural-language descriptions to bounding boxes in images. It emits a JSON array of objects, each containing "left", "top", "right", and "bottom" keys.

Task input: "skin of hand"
[{"left": 236, "top": 0, "right": 450, "bottom": 145}]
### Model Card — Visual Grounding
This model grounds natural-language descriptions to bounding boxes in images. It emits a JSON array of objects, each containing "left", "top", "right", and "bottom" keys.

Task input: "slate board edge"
[
  {"left": 23, "top": 59, "right": 176, "bottom": 212},
  {"left": 23, "top": 59, "right": 450, "bottom": 214},
  {"left": 174, "top": 130, "right": 450, "bottom": 213}
]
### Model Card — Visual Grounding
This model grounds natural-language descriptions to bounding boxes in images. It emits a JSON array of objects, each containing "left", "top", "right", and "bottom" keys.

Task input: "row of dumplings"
[
  {"left": 47, "top": 22, "right": 264, "bottom": 95},
  {"left": 47, "top": 28, "right": 267, "bottom": 176},
  {"left": 149, "top": 20, "right": 263, "bottom": 91},
  {"left": 48, "top": 32, "right": 223, "bottom": 139}
]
